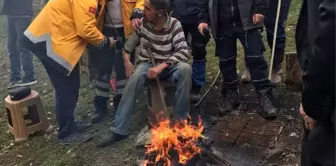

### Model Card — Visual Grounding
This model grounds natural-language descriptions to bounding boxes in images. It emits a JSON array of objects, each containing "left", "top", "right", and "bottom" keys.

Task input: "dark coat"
[
  {"left": 296, "top": 0, "right": 335, "bottom": 165},
  {"left": 198, "top": 0, "right": 269, "bottom": 38},
  {"left": 1, "top": 0, "right": 33, "bottom": 16}
]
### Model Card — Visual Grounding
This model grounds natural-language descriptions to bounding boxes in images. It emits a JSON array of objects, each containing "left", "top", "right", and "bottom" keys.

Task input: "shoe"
[
  {"left": 91, "top": 112, "right": 106, "bottom": 124},
  {"left": 60, "top": 132, "right": 92, "bottom": 145},
  {"left": 271, "top": 70, "right": 282, "bottom": 84},
  {"left": 190, "top": 86, "right": 202, "bottom": 103},
  {"left": 75, "top": 122, "right": 92, "bottom": 132},
  {"left": 97, "top": 132, "right": 128, "bottom": 148},
  {"left": 7, "top": 80, "right": 20, "bottom": 89},
  {"left": 92, "top": 96, "right": 108, "bottom": 124},
  {"left": 241, "top": 70, "right": 251, "bottom": 83},
  {"left": 257, "top": 89, "right": 277, "bottom": 119},
  {"left": 220, "top": 90, "right": 241, "bottom": 114},
  {"left": 16, "top": 79, "right": 37, "bottom": 87},
  {"left": 190, "top": 92, "right": 202, "bottom": 103}
]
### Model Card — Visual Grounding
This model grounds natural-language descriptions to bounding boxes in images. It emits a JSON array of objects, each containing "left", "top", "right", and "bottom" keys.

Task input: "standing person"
[
  {"left": 97, "top": 0, "right": 191, "bottom": 147},
  {"left": 170, "top": 0, "right": 210, "bottom": 102},
  {"left": 23, "top": 0, "right": 116, "bottom": 144},
  {"left": 296, "top": 0, "right": 335, "bottom": 165},
  {"left": 241, "top": 0, "right": 291, "bottom": 84},
  {"left": 88, "top": 0, "right": 144, "bottom": 124},
  {"left": 1, "top": 0, "right": 37, "bottom": 88},
  {"left": 198, "top": 0, "right": 277, "bottom": 119}
]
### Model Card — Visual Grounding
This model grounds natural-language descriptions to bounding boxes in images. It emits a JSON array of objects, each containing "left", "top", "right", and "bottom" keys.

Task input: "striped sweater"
[{"left": 124, "top": 16, "right": 189, "bottom": 65}]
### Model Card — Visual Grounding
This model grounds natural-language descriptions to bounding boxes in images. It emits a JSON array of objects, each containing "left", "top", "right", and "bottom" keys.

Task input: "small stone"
[
  {"left": 67, "top": 149, "right": 72, "bottom": 154},
  {"left": 17, "top": 155, "right": 23, "bottom": 158}
]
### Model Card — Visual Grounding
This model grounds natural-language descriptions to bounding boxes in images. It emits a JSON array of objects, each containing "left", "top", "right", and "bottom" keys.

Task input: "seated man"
[{"left": 97, "top": 0, "right": 191, "bottom": 147}]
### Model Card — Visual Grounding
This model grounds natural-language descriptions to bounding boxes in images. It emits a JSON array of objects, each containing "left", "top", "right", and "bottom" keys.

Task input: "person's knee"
[
  {"left": 177, "top": 62, "right": 192, "bottom": 77},
  {"left": 245, "top": 56, "right": 267, "bottom": 69}
]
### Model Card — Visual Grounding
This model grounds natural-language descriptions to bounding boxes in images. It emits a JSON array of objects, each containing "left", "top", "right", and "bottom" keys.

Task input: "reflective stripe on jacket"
[{"left": 24, "top": 0, "right": 107, "bottom": 76}]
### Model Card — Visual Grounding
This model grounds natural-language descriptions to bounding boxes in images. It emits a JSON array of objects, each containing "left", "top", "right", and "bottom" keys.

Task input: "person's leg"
[
  {"left": 112, "top": 27, "right": 128, "bottom": 111},
  {"left": 16, "top": 16, "right": 37, "bottom": 86},
  {"left": 238, "top": 29, "right": 276, "bottom": 119},
  {"left": 216, "top": 34, "right": 241, "bottom": 113},
  {"left": 189, "top": 23, "right": 209, "bottom": 102},
  {"left": 7, "top": 16, "right": 21, "bottom": 87},
  {"left": 164, "top": 62, "right": 192, "bottom": 120},
  {"left": 264, "top": 0, "right": 291, "bottom": 84},
  {"left": 22, "top": 37, "right": 91, "bottom": 144},
  {"left": 97, "top": 62, "right": 151, "bottom": 147},
  {"left": 90, "top": 47, "right": 114, "bottom": 123}
]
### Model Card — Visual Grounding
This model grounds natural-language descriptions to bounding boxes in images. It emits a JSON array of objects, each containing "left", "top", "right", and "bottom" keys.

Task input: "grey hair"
[{"left": 149, "top": 0, "right": 170, "bottom": 11}]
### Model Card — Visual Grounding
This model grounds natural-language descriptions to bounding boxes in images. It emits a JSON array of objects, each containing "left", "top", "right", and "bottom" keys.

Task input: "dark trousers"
[
  {"left": 181, "top": 22, "right": 209, "bottom": 89},
  {"left": 22, "top": 37, "right": 80, "bottom": 139},
  {"left": 264, "top": 0, "right": 291, "bottom": 70},
  {"left": 301, "top": 122, "right": 335, "bottom": 166},
  {"left": 88, "top": 27, "right": 127, "bottom": 111},
  {"left": 216, "top": 28, "right": 271, "bottom": 91},
  {"left": 7, "top": 16, "right": 35, "bottom": 82}
]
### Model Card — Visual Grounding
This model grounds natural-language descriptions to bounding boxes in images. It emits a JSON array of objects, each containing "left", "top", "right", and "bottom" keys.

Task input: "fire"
[{"left": 145, "top": 115, "right": 204, "bottom": 166}]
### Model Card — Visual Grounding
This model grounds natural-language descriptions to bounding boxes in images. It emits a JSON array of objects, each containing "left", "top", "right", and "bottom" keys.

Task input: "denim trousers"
[
  {"left": 111, "top": 62, "right": 192, "bottom": 135},
  {"left": 7, "top": 16, "right": 35, "bottom": 82}
]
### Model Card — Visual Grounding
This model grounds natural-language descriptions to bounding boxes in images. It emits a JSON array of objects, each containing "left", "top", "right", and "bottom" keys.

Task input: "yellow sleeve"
[
  {"left": 71, "top": 0, "right": 105, "bottom": 47},
  {"left": 131, "top": 0, "right": 145, "bottom": 19}
]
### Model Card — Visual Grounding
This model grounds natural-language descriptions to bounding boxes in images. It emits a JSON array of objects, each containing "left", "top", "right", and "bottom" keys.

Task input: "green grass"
[{"left": 0, "top": 0, "right": 302, "bottom": 165}]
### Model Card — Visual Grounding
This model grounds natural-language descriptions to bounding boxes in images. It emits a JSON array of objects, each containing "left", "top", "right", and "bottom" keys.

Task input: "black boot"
[
  {"left": 91, "top": 96, "right": 108, "bottom": 124},
  {"left": 191, "top": 84, "right": 202, "bottom": 103},
  {"left": 220, "top": 89, "right": 241, "bottom": 114},
  {"left": 257, "top": 89, "right": 277, "bottom": 119},
  {"left": 113, "top": 94, "right": 122, "bottom": 111},
  {"left": 97, "top": 131, "right": 128, "bottom": 148}
]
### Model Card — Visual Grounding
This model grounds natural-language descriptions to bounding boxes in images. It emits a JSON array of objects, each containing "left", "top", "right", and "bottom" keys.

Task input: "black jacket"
[
  {"left": 1, "top": 0, "right": 33, "bottom": 16},
  {"left": 170, "top": 0, "right": 200, "bottom": 23},
  {"left": 198, "top": 0, "right": 268, "bottom": 38},
  {"left": 296, "top": 0, "right": 335, "bottom": 126}
]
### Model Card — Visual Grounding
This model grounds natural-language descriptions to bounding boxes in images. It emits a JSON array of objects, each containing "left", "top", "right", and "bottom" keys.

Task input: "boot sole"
[{"left": 60, "top": 135, "right": 92, "bottom": 145}]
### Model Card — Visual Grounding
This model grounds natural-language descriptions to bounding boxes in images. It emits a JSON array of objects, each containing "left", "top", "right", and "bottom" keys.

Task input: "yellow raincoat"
[{"left": 24, "top": 0, "right": 108, "bottom": 76}]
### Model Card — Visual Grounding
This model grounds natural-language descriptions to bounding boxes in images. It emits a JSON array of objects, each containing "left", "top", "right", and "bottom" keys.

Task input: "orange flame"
[{"left": 145, "top": 115, "right": 204, "bottom": 166}]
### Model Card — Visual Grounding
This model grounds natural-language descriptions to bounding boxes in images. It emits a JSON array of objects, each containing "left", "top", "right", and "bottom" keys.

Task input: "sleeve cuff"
[
  {"left": 97, "top": 37, "right": 110, "bottom": 50},
  {"left": 130, "top": 8, "right": 143, "bottom": 20}
]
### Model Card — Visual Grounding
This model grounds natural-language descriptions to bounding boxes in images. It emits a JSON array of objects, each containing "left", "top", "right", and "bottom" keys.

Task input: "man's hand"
[
  {"left": 299, "top": 104, "right": 316, "bottom": 130},
  {"left": 123, "top": 52, "right": 134, "bottom": 78},
  {"left": 252, "top": 14, "right": 265, "bottom": 24},
  {"left": 198, "top": 23, "right": 209, "bottom": 36},
  {"left": 147, "top": 63, "right": 169, "bottom": 79},
  {"left": 131, "top": 18, "right": 142, "bottom": 30},
  {"left": 109, "top": 37, "right": 116, "bottom": 48}
]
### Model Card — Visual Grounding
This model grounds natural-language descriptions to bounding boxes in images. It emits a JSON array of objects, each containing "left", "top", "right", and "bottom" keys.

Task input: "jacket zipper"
[{"left": 231, "top": 0, "right": 236, "bottom": 27}]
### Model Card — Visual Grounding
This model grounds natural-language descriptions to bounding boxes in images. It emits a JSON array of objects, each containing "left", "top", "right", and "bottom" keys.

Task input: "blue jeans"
[
  {"left": 7, "top": 16, "right": 35, "bottom": 82},
  {"left": 264, "top": 0, "right": 291, "bottom": 70},
  {"left": 112, "top": 62, "right": 192, "bottom": 135}
]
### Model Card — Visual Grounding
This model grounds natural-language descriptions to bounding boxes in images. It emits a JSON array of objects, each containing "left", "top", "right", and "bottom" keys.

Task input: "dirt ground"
[{"left": 0, "top": 0, "right": 303, "bottom": 166}]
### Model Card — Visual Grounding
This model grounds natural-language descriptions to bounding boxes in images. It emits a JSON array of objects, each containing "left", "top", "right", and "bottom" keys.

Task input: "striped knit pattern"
[{"left": 125, "top": 17, "right": 189, "bottom": 64}]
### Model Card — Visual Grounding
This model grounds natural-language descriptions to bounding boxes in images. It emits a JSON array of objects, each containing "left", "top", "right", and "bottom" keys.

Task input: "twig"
[
  {"left": 195, "top": 70, "right": 221, "bottom": 107},
  {"left": 274, "top": 126, "right": 284, "bottom": 142}
]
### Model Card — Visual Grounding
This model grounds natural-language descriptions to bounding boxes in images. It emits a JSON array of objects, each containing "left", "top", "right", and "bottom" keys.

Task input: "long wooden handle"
[
  {"left": 148, "top": 48, "right": 168, "bottom": 112},
  {"left": 269, "top": 0, "right": 282, "bottom": 79}
]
